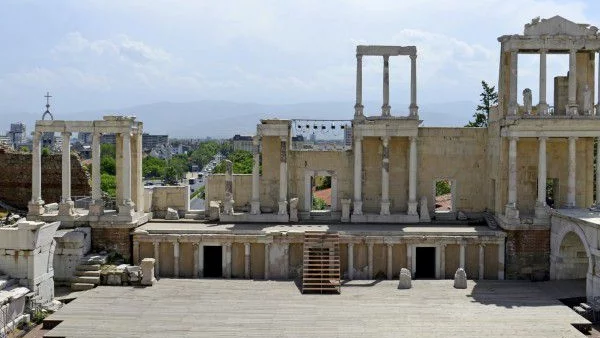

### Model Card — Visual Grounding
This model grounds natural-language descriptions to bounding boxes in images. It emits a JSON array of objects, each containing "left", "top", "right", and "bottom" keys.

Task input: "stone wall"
[
  {"left": 0, "top": 152, "right": 91, "bottom": 210},
  {"left": 149, "top": 186, "right": 190, "bottom": 218},
  {"left": 91, "top": 228, "right": 132, "bottom": 262},
  {"left": 205, "top": 174, "right": 252, "bottom": 210},
  {"left": 505, "top": 229, "right": 550, "bottom": 280},
  {"left": 53, "top": 227, "right": 92, "bottom": 285}
]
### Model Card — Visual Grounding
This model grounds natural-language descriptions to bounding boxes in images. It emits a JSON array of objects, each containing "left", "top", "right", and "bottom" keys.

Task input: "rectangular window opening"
[
  {"left": 312, "top": 175, "right": 332, "bottom": 212},
  {"left": 435, "top": 179, "right": 453, "bottom": 213}
]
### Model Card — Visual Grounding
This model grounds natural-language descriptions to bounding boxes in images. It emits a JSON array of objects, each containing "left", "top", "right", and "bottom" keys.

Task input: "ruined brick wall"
[
  {"left": 0, "top": 151, "right": 91, "bottom": 209},
  {"left": 91, "top": 228, "right": 132, "bottom": 263},
  {"left": 504, "top": 229, "right": 550, "bottom": 281}
]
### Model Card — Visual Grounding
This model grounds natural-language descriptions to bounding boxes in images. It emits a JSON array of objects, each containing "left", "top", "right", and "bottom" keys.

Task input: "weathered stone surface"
[
  {"left": 140, "top": 258, "right": 156, "bottom": 286},
  {"left": 398, "top": 268, "right": 412, "bottom": 289},
  {"left": 208, "top": 201, "right": 220, "bottom": 221},
  {"left": 289, "top": 198, "right": 298, "bottom": 222},
  {"left": 454, "top": 268, "right": 467, "bottom": 289},
  {"left": 165, "top": 207, "right": 179, "bottom": 220},
  {"left": 341, "top": 199, "right": 351, "bottom": 222},
  {"left": 457, "top": 211, "right": 468, "bottom": 221},
  {"left": 419, "top": 196, "right": 430, "bottom": 222}
]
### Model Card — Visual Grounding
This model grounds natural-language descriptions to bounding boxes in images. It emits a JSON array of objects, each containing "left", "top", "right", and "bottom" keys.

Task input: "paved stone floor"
[{"left": 44, "top": 279, "right": 589, "bottom": 337}]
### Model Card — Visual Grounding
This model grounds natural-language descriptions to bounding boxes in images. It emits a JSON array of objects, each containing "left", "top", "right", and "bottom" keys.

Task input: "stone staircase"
[
  {"left": 0, "top": 272, "right": 30, "bottom": 335},
  {"left": 70, "top": 254, "right": 106, "bottom": 291},
  {"left": 184, "top": 210, "right": 205, "bottom": 220},
  {"left": 572, "top": 302, "right": 593, "bottom": 333}
]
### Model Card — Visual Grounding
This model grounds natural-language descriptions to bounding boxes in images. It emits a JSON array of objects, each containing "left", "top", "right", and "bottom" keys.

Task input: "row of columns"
[
  {"left": 353, "top": 136, "right": 418, "bottom": 215},
  {"left": 505, "top": 136, "right": 595, "bottom": 219},
  {"left": 508, "top": 50, "right": 600, "bottom": 116},
  {"left": 346, "top": 242, "right": 505, "bottom": 280},
  {"left": 354, "top": 54, "right": 418, "bottom": 118},
  {"left": 249, "top": 135, "right": 288, "bottom": 216},
  {"left": 144, "top": 241, "right": 279, "bottom": 280},
  {"left": 29, "top": 130, "right": 137, "bottom": 217}
]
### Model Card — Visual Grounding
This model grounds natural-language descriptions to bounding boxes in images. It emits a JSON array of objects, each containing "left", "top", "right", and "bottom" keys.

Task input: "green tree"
[
  {"left": 163, "top": 165, "right": 179, "bottom": 185},
  {"left": 436, "top": 180, "right": 451, "bottom": 196},
  {"left": 466, "top": 81, "right": 498, "bottom": 127},
  {"left": 312, "top": 196, "right": 327, "bottom": 210},
  {"left": 142, "top": 156, "right": 166, "bottom": 178},
  {"left": 101, "top": 156, "right": 116, "bottom": 175},
  {"left": 101, "top": 173, "right": 117, "bottom": 197},
  {"left": 213, "top": 150, "right": 254, "bottom": 174},
  {"left": 189, "top": 141, "right": 220, "bottom": 169},
  {"left": 101, "top": 144, "right": 116, "bottom": 158},
  {"left": 41, "top": 147, "right": 51, "bottom": 156}
]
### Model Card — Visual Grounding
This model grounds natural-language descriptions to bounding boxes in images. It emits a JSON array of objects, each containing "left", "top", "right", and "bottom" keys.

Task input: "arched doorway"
[{"left": 554, "top": 231, "right": 590, "bottom": 280}]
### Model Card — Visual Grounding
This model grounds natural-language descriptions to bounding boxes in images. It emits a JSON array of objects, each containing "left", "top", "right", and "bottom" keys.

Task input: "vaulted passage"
[
  {"left": 555, "top": 232, "right": 588, "bottom": 280},
  {"left": 203, "top": 246, "right": 222, "bottom": 278},
  {"left": 415, "top": 247, "right": 436, "bottom": 279}
]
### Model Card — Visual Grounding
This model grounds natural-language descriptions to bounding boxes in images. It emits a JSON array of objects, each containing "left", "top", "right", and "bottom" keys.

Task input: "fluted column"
[
  {"left": 380, "top": 136, "right": 390, "bottom": 215},
  {"left": 58, "top": 131, "right": 74, "bottom": 216},
  {"left": 193, "top": 243, "right": 199, "bottom": 278},
  {"left": 538, "top": 50, "right": 549, "bottom": 115},
  {"left": 567, "top": 49, "right": 578, "bottom": 115},
  {"left": 596, "top": 137, "right": 600, "bottom": 207},
  {"left": 348, "top": 243, "right": 354, "bottom": 280},
  {"left": 567, "top": 136, "right": 577, "bottom": 207},
  {"left": 133, "top": 240, "right": 140, "bottom": 265},
  {"left": 153, "top": 241, "right": 160, "bottom": 278},
  {"left": 198, "top": 243, "right": 204, "bottom": 277},
  {"left": 597, "top": 51, "right": 600, "bottom": 116},
  {"left": 498, "top": 242, "right": 505, "bottom": 280},
  {"left": 386, "top": 244, "right": 393, "bottom": 280},
  {"left": 440, "top": 244, "right": 446, "bottom": 279},
  {"left": 478, "top": 244, "right": 485, "bottom": 280},
  {"left": 459, "top": 243, "right": 465, "bottom": 269},
  {"left": 120, "top": 132, "right": 134, "bottom": 215},
  {"left": 251, "top": 136, "right": 261, "bottom": 214},
  {"left": 244, "top": 243, "right": 251, "bottom": 279},
  {"left": 406, "top": 244, "right": 412, "bottom": 273},
  {"left": 505, "top": 137, "right": 519, "bottom": 220},
  {"left": 409, "top": 54, "right": 419, "bottom": 116},
  {"left": 225, "top": 243, "right": 232, "bottom": 279},
  {"left": 353, "top": 136, "right": 363, "bottom": 215},
  {"left": 278, "top": 136, "right": 288, "bottom": 216},
  {"left": 28, "top": 131, "right": 44, "bottom": 216},
  {"left": 173, "top": 241, "right": 180, "bottom": 278},
  {"left": 382, "top": 55, "right": 391, "bottom": 116},
  {"left": 89, "top": 131, "right": 104, "bottom": 216},
  {"left": 355, "top": 54, "right": 364, "bottom": 118},
  {"left": 535, "top": 137, "right": 548, "bottom": 220},
  {"left": 367, "top": 243, "right": 374, "bottom": 279},
  {"left": 508, "top": 51, "right": 518, "bottom": 115},
  {"left": 264, "top": 243, "right": 270, "bottom": 280},
  {"left": 408, "top": 136, "right": 418, "bottom": 215}
]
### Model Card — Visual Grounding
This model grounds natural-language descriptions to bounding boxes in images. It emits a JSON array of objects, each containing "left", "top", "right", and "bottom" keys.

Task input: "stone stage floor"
[{"left": 43, "top": 279, "right": 589, "bottom": 338}]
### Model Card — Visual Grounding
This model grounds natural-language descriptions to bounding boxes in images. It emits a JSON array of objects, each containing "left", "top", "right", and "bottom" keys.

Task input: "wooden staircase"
[{"left": 302, "top": 231, "right": 341, "bottom": 294}]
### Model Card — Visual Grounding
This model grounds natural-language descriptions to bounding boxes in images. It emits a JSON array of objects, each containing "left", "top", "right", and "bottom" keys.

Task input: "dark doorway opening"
[
  {"left": 203, "top": 246, "right": 222, "bottom": 278},
  {"left": 415, "top": 247, "right": 436, "bottom": 279}
]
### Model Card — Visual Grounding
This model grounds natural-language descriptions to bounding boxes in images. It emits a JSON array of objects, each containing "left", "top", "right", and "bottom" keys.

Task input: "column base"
[
  {"left": 27, "top": 200, "right": 45, "bottom": 216},
  {"left": 566, "top": 103, "right": 578, "bottom": 116},
  {"left": 508, "top": 102, "right": 518, "bottom": 116},
  {"left": 250, "top": 201, "right": 261, "bottom": 215},
  {"left": 352, "top": 200, "right": 363, "bottom": 215},
  {"left": 534, "top": 204, "right": 550, "bottom": 224},
  {"left": 381, "top": 105, "right": 391, "bottom": 117},
  {"left": 354, "top": 104, "right": 364, "bottom": 118},
  {"left": 119, "top": 201, "right": 136, "bottom": 217},
  {"left": 537, "top": 102, "right": 549, "bottom": 115},
  {"left": 380, "top": 201, "right": 390, "bottom": 216},
  {"left": 407, "top": 200, "right": 418, "bottom": 216},
  {"left": 58, "top": 200, "right": 75, "bottom": 216},
  {"left": 595, "top": 104, "right": 600, "bottom": 116},
  {"left": 409, "top": 104, "right": 419, "bottom": 117},
  {"left": 223, "top": 199, "right": 235, "bottom": 215},
  {"left": 277, "top": 201, "right": 288, "bottom": 216},
  {"left": 504, "top": 204, "right": 519, "bottom": 220},
  {"left": 88, "top": 200, "right": 104, "bottom": 216}
]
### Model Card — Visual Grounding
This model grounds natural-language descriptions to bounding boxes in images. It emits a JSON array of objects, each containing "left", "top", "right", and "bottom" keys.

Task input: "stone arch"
[{"left": 551, "top": 221, "right": 592, "bottom": 280}]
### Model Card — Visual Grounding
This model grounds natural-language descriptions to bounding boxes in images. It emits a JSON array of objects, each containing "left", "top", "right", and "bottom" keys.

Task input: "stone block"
[
  {"left": 419, "top": 196, "right": 430, "bottom": 222},
  {"left": 208, "top": 201, "right": 220, "bottom": 221},
  {"left": 341, "top": 199, "right": 351, "bottom": 222},
  {"left": 457, "top": 211, "right": 468, "bottom": 221},
  {"left": 454, "top": 268, "right": 467, "bottom": 289},
  {"left": 106, "top": 274, "right": 122, "bottom": 286},
  {"left": 140, "top": 258, "right": 156, "bottom": 286},
  {"left": 398, "top": 268, "right": 412, "bottom": 289},
  {"left": 289, "top": 198, "right": 298, "bottom": 222}
]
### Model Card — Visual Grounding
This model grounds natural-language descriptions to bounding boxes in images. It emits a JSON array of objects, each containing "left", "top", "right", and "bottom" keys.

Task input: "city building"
[
  {"left": 142, "top": 133, "right": 168, "bottom": 151},
  {"left": 232, "top": 134, "right": 253, "bottom": 152}
]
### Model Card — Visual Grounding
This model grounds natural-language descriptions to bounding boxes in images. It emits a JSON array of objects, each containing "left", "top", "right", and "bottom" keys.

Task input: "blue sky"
[{"left": 0, "top": 0, "right": 599, "bottom": 118}]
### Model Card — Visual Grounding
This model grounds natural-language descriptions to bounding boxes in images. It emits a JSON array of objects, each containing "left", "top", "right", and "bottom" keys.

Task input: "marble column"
[
  {"left": 120, "top": 132, "right": 134, "bottom": 215},
  {"left": 173, "top": 241, "right": 180, "bottom": 278},
  {"left": 353, "top": 137, "right": 363, "bottom": 215},
  {"left": 478, "top": 244, "right": 485, "bottom": 280},
  {"left": 193, "top": 243, "right": 199, "bottom": 278},
  {"left": 409, "top": 54, "right": 419, "bottom": 116},
  {"left": 509, "top": 51, "right": 518, "bottom": 115},
  {"left": 198, "top": 243, "right": 204, "bottom": 278},
  {"left": 133, "top": 241, "right": 140, "bottom": 265},
  {"left": 596, "top": 137, "right": 600, "bottom": 207},
  {"left": 567, "top": 49, "right": 578, "bottom": 115},
  {"left": 597, "top": 51, "right": 600, "bottom": 116},
  {"left": 505, "top": 137, "right": 519, "bottom": 219},
  {"left": 440, "top": 244, "right": 446, "bottom": 279},
  {"left": 380, "top": 137, "right": 390, "bottom": 215},
  {"left": 348, "top": 243, "right": 354, "bottom": 280},
  {"left": 89, "top": 131, "right": 103, "bottom": 215},
  {"left": 535, "top": 137, "right": 548, "bottom": 220},
  {"left": 386, "top": 244, "right": 393, "bottom": 280},
  {"left": 538, "top": 50, "right": 549, "bottom": 115},
  {"left": 264, "top": 243, "right": 270, "bottom": 280},
  {"left": 278, "top": 137, "right": 288, "bottom": 216},
  {"left": 225, "top": 243, "right": 232, "bottom": 279},
  {"left": 567, "top": 136, "right": 577, "bottom": 208},
  {"left": 459, "top": 243, "right": 465, "bottom": 269},
  {"left": 498, "top": 242, "right": 505, "bottom": 280},
  {"left": 153, "top": 241, "right": 160, "bottom": 278},
  {"left": 382, "top": 55, "right": 391, "bottom": 116},
  {"left": 367, "top": 243, "right": 374, "bottom": 279},
  {"left": 250, "top": 136, "right": 261, "bottom": 215},
  {"left": 58, "top": 131, "right": 74, "bottom": 216},
  {"left": 28, "top": 131, "right": 44, "bottom": 215},
  {"left": 408, "top": 136, "right": 418, "bottom": 215},
  {"left": 244, "top": 243, "right": 251, "bottom": 279},
  {"left": 406, "top": 244, "right": 413, "bottom": 273},
  {"left": 355, "top": 54, "right": 364, "bottom": 118}
]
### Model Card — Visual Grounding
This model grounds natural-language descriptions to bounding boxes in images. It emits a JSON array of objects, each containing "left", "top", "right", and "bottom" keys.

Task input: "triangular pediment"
[{"left": 524, "top": 16, "right": 598, "bottom": 36}]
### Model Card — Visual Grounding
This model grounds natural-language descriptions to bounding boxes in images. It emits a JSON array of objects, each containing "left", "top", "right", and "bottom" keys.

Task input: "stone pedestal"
[
  {"left": 534, "top": 204, "right": 549, "bottom": 224},
  {"left": 250, "top": 201, "right": 261, "bottom": 215},
  {"left": 398, "top": 268, "right": 412, "bottom": 289},
  {"left": 407, "top": 201, "right": 418, "bottom": 216},
  {"left": 58, "top": 200, "right": 75, "bottom": 216},
  {"left": 289, "top": 198, "right": 298, "bottom": 222},
  {"left": 140, "top": 258, "right": 157, "bottom": 286},
  {"left": 165, "top": 207, "right": 179, "bottom": 220},
  {"left": 278, "top": 201, "right": 288, "bottom": 216},
  {"left": 223, "top": 200, "right": 234, "bottom": 215},
  {"left": 419, "top": 196, "right": 430, "bottom": 222},
  {"left": 119, "top": 201, "right": 135, "bottom": 218},
  {"left": 454, "top": 268, "right": 467, "bottom": 289},
  {"left": 505, "top": 205, "right": 519, "bottom": 221},
  {"left": 88, "top": 200, "right": 104, "bottom": 216},
  {"left": 341, "top": 199, "right": 351, "bottom": 222},
  {"left": 27, "top": 201, "right": 45, "bottom": 216},
  {"left": 380, "top": 201, "right": 390, "bottom": 216}
]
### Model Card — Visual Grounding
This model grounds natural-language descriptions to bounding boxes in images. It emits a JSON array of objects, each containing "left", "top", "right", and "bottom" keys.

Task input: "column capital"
[
  {"left": 354, "top": 135, "right": 363, "bottom": 142},
  {"left": 279, "top": 135, "right": 287, "bottom": 142},
  {"left": 61, "top": 130, "right": 72, "bottom": 137},
  {"left": 538, "top": 136, "right": 548, "bottom": 141},
  {"left": 356, "top": 54, "right": 363, "bottom": 61},
  {"left": 348, "top": 242, "right": 354, "bottom": 248},
  {"left": 568, "top": 136, "right": 579, "bottom": 141},
  {"left": 409, "top": 136, "right": 417, "bottom": 143},
  {"left": 383, "top": 54, "right": 390, "bottom": 61},
  {"left": 409, "top": 54, "right": 417, "bottom": 61},
  {"left": 509, "top": 136, "right": 519, "bottom": 142},
  {"left": 252, "top": 135, "right": 261, "bottom": 145},
  {"left": 381, "top": 136, "right": 390, "bottom": 146},
  {"left": 539, "top": 48, "right": 548, "bottom": 54}
]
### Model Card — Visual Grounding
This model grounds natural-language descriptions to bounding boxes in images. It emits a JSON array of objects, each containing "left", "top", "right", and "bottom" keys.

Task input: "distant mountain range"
[{"left": 1, "top": 100, "right": 478, "bottom": 138}]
